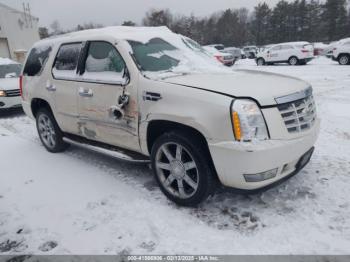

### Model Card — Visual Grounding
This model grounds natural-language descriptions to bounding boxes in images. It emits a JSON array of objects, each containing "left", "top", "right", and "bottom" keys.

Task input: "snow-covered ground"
[{"left": 1, "top": 57, "right": 350, "bottom": 255}]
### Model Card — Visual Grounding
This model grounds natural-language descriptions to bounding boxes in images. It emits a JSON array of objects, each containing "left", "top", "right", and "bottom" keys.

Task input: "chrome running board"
[{"left": 63, "top": 137, "right": 150, "bottom": 163}]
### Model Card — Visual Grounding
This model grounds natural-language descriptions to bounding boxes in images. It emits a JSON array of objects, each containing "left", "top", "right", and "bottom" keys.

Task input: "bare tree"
[{"left": 50, "top": 20, "right": 62, "bottom": 35}]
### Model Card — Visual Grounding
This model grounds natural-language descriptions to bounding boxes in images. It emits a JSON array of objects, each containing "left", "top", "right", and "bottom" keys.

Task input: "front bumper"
[
  {"left": 0, "top": 96, "right": 22, "bottom": 110},
  {"left": 208, "top": 119, "right": 320, "bottom": 190}
]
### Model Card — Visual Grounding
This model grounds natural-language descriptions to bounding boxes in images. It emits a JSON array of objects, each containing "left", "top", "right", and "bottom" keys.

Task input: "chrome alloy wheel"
[
  {"left": 38, "top": 114, "right": 57, "bottom": 149},
  {"left": 289, "top": 57, "right": 298, "bottom": 65},
  {"left": 155, "top": 142, "right": 199, "bottom": 199}
]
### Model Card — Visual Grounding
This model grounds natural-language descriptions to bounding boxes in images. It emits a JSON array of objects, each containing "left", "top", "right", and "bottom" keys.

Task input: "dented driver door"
[{"left": 76, "top": 41, "right": 139, "bottom": 151}]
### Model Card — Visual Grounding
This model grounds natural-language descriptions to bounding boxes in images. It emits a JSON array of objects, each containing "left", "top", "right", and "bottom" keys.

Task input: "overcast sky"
[{"left": 1, "top": 0, "right": 287, "bottom": 30}]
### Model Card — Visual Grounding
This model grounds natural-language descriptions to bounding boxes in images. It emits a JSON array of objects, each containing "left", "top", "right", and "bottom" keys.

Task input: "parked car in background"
[
  {"left": 21, "top": 26, "right": 319, "bottom": 206},
  {"left": 331, "top": 38, "right": 350, "bottom": 65},
  {"left": 204, "top": 46, "right": 235, "bottom": 66},
  {"left": 324, "top": 41, "right": 338, "bottom": 58},
  {"left": 224, "top": 47, "right": 241, "bottom": 61},
  {"left": 313, "top": 42, "right": 329, "bottom": 56},
  {"left": 0, "top": 58, "right": 22, "bottom": 110},
  {"left": 243, "top": 46, "right": 258, "bottom": 59},
  {"left": 256, "top": 42, "right": 314, "bottom": 66},
  {"left": 240, "top": 49, "right": 246, "bottom": 59},
  {"left": 207, "top": 44, "right": 225, "bottom": 51}
]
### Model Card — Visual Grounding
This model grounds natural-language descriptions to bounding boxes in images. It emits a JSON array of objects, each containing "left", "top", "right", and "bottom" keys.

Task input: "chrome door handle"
[
  {"left": 79, "top": 88, "right": 93, "bottom": 97},
  {"left": 46, "top": 84, "right": 56, "bottom": 92}
]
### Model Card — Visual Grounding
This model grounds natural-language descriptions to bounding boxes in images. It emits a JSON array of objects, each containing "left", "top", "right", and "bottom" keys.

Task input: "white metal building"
[{"left": 0, "top": 3, "right": 40, "bottom": 63}]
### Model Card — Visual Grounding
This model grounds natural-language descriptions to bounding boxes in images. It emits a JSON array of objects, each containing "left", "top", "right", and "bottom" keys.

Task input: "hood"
[
  {"left": 161, "top": 70, "right": 310, "bottom": 106},
  {"left": 0, "top": 77, "right": 19, "bottom": 91}
]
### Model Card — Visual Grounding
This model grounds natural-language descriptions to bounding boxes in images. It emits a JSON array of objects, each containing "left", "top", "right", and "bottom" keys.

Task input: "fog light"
[{"left": 244, "top": 168, "right": 278, "bottom": 182}]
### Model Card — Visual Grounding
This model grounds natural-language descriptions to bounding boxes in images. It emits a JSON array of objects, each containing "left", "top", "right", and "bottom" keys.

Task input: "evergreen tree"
[
  {"left": 322, "top": 0, "right": 348, "bottom": 41},
  {"left": 142, "top": 9, "right": 173, "bottom": 27},
  {"left": 215, "top": 9, "right": 240, "bottom": 46},
  {"left": 270, "top": 0, "right": 293, "bottom": 42},
  {"left": 306, "top": 0, "right": 323, "bottom": 42},
  {"left": 250, "top": 3, "right": 272, "bottom": 45}
]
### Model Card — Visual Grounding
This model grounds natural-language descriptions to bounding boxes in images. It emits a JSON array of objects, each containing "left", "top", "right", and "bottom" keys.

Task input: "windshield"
[
  {"left": 127, "top": 35, "right": 230, "bottom": 79},
  {"left": 0, "top": 64, "right": 22, "bottom": 78}
]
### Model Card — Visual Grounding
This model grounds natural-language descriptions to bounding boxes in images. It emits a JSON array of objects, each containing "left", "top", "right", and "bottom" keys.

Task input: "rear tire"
[
  {"left": 288, "top": 56, "right": 299, "bottom": 66},
  {"left": 257, "top": 58, "right": 265, "bottom": 66},
  {"left": 338, "top": 54, "right": 350, "bottom": 65},
  {"left": 151, "top": 131, "right": 217, "bottom": 207},
  {"left": 36, "top": 108, "right": 69, "bottom": 153}
]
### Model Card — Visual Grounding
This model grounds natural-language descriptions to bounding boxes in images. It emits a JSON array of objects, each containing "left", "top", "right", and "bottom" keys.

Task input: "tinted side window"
[
  {"left": 52, "top": 43, "right": 82, "bottom": 80},
  {"left": 82, "top": 41, "right": 126, "bottom": 83},
  {"left": 23, "top": 45, "right": 52, "bottom": 76},
  {"left": 282, "top": 45, "right": 293, "bottom": 50},
  {"left": 54, "top": 43, "right": 82, "bottom": 71}
]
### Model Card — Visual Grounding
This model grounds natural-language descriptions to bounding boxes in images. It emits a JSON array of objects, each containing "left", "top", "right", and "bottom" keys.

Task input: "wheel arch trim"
[{"left": 139, "top": 115, "right": 211, "bottom": 156}]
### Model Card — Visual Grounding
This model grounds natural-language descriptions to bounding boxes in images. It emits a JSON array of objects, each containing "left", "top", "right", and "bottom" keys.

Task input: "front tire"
[
  {"left": 151, "top": 131, "right": 216, "bottom": 207},
  {"left": 288, "top": 56, "right": 299, "bottom": 66},
  {"left": 36, "top": 108, "right": 69, "bottom": 153},
  {"left": 338, "top": 54, "right": 350, "bottom": 65}
]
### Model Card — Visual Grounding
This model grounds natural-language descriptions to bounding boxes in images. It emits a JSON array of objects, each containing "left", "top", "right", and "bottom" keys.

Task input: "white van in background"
[{"left": 256, "top": 42, "right": 314, "bottom": 66}]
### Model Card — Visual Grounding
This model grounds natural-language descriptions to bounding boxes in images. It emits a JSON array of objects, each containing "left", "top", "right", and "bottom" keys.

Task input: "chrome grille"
[
  {"left": 5, "top": 89, "right": 21, "bottom": 97},
  {"left": 277, "top": 95, "right": 317, "bottom": 134}
]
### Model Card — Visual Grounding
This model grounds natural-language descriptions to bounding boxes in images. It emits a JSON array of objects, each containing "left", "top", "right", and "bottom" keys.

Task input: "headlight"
[
  {"left": 231, "top": 99, "right": 269, "bottom": 141},
  {"left": 0, "top": 90, "right": 6, "bottom": 97}
]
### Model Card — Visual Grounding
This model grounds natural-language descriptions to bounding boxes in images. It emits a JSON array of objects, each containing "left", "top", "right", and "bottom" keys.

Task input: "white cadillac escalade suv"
[{"left": 21, "top": 27, "right": 320, "bottom": 206}]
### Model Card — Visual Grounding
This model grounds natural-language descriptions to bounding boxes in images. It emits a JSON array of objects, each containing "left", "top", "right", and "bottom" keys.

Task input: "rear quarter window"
[
  {"left": 52, "top": 42, "right": 82, "bottom": 80},
  {"left": 23, "top": 45, "right": 52, "bottom": 77}
]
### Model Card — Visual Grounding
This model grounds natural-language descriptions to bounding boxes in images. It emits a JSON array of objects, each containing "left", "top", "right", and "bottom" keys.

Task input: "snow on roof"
[
  {"left": 35, "top": 26, "right": 176, "bottom": 47},
  {"left": 272, "top": 41, "right": 311, "bottom": 46},
  {"left": 338, "top": 37, "right": 350, "bottom": 44},
  {"left": 313, "top": 42, "right": 329, "bottom": 48},
  {"left": 0, "top": 57, "right": 19, "bottom": 65}
]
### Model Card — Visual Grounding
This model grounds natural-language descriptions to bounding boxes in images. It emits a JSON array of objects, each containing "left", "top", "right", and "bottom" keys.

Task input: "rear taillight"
[
  {"left": 215, "top": 55, "right": 224, "bottom": 63},
  {"left": 19, "top": 75, "right": 23, "bottom": 99},
  {"left": 333, "top": 48, "right": 337, "bottom": 51},
  {"left": 301, "top": 49, "right": 309, "bottom": 53}
]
